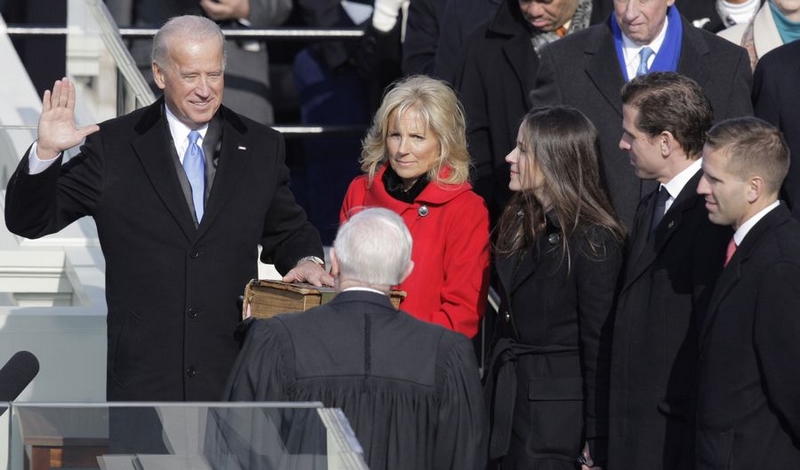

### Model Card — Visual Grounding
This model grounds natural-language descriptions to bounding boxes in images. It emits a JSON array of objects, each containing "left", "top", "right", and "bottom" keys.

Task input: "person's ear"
[
  {"left": 152, "top": 62, "right": 167, "bottom": 90},
  {"left": 329, "top": 248, "right": 340, "bottom": 278},
  {"left": 746, "top": 177, "right": 764, "bottom": 203},
  {"left": 660, "top": 131, "right": 674, "bottom": 157},
  {"left": 398, "top": 260, "right": 414, "bottom": 285}
]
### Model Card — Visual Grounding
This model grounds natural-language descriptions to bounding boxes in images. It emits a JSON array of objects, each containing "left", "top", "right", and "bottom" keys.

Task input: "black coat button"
[
  {"left": 187, "top": 367, "right": 196, "bottom": 377},
  {"left": 187, "top": 308, "right": 198, "bottom": 319},
  {"left": 190, "top": 249, "right": 200, "bottom": 259}
]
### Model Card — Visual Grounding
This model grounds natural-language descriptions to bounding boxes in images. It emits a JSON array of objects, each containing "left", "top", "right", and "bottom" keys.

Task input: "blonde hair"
[{"left": 360, "top": 75, "right": 470, "bottom": 186}]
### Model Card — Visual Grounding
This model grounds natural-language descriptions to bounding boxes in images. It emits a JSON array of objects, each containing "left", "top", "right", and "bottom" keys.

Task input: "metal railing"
[{"left": 3, "top": 0, "right": 367, "bottom": 136}]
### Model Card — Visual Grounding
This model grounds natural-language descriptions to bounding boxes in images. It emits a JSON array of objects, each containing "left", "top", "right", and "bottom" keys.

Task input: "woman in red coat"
[{"left": 340, "top": 75, "right": 490, "bottom": 338}]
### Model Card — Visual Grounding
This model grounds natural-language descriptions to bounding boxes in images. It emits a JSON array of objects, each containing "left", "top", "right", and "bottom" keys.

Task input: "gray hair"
[
  {"left": 333, "top": 208, "right": 412, "bottom": 286},
  {"left": 151, "top": 15, "right": 227, "bottom": 70}
]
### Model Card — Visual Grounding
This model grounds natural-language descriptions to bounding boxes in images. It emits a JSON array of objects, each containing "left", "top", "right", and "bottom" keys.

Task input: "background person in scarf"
[
  {"left": 718, "top": 0, "right": 800, "bottom": 70},
  {"left": 455, "top": 0, "right": 610, "bottom": 225},
  {"left": 529, "top": 0, "right": 753, "bottom": 229}
]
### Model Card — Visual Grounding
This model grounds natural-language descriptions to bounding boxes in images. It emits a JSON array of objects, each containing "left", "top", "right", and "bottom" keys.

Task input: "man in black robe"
[{"left": 224, "top": 207, "right": 487, "bottom": 470}]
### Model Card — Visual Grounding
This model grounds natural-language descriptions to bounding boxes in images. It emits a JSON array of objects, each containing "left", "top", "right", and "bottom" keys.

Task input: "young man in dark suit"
[
  {"left": 4, "top": 15, "right": 332, "bottom": 402},
  {"left": 529, "top": 0, "right": 753, "bottom": 228},
  {"left": 695, "top": 117, "right": 800, "bottom": 469},
  {"left": 609, "top": 72, "right": 731, "bottom": 470}
]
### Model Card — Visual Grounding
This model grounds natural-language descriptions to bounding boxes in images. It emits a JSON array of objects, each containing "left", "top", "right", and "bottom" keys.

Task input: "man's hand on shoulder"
[
  {"left": 282, "top": 258, "right": 334, "bottom": 287},
  {"left": 37, "top": 77, "right": 99, "bottom": 160}
]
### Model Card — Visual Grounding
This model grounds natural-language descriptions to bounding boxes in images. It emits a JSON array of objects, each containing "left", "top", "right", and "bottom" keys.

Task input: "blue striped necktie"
[{"left": 183, "top": 130, "right": 205, "bottom": 222}]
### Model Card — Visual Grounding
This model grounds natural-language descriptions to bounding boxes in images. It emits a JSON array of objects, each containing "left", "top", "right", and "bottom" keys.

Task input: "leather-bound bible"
[{"left": 242, "top": 280, "right": 406, "bottom": 319}]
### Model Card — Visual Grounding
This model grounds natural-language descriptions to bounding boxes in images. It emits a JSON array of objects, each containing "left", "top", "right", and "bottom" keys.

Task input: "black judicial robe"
[{"left": 224, "top": 290, "right": 487, "bottom": 470}]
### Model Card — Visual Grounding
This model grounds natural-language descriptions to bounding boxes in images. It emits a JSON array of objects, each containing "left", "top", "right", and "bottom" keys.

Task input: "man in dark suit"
[
  {"left": 225, "top": 207, "right": 487, "bottom": 470},
  {"left": 456, "top": 0, "right": 611, "bottom": 221},
  {"left": 609, "top": 72, "right": 730, "bottom": 470},
  {"left": 752, "top": 40, "right": 800, "bottom": 219},
  {"left": 529, "top": 0, "right": 753, "bottom": 228},
  {"left": 4, "top": 15, "right": 332, "bottom": 402},
  {"left": 695, "top": 117, "right": 800, "bottom": 469}
]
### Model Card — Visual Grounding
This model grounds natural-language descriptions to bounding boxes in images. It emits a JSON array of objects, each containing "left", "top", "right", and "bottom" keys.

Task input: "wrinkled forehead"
[{"left": 614, "top": 0, "right": 673, "bottom": 13}]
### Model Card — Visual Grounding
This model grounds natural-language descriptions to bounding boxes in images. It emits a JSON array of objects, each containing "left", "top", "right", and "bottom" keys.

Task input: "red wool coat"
[{"left": 340, "top": 166, "right": 490, "bottom": 337}]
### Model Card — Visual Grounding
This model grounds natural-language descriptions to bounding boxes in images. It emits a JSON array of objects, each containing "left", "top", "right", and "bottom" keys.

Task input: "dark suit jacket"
[
  {"left": 529, "top": 13, "right": 753, "bottom": 228},
  {"left": 696, "top": 203, "right": 800, "bottom": 469},
  {"left": 674, "top": 0, "right": 725, "bottom": 32},
  {"left": 455, "top": 0, "right": 539, "bottom": 219},
  {"left": 488, "top": 219, "right": 622, "bottom": 467},
  {"left": 225, "top": 290, "right": 487, "bottom": 470},
  {"left": 609, "top": 170, "right": 730, "bottom": 470},
  {"left": 402, "top": 0, "right": 446, "bottom": 76},
  {"left": 753, "top": 41, "right": 800, "bottom": 219},
  {"left": 454, "top": 0, "right": 611, "bottom": 219},
  {"left": 4, "top": 99, "right": 323, "bottom": 401}
]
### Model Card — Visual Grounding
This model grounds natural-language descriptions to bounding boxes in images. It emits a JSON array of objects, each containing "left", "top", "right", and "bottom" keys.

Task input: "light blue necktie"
[
  {"left": 636, "top": 47, "right": 655, "bottom": 76},
  {"left": 183, "top": 130, "right": 205, "bottom": 223}
]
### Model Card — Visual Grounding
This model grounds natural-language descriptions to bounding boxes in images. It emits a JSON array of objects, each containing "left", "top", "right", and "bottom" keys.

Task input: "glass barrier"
[{"left": 6, "top": 402, "right": 368, "bottom": 470}]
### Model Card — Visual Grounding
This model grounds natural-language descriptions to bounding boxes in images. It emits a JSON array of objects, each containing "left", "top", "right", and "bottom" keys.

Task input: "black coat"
[
  {"left": 454, "top": 0, "right": 611, "bottom": 218},
  {"left": 609, "top": 170, "right": 730, "bottom": 470},
  {"left": 402, "top": 0, "right": 446, "bottom": 76},
  {"left": 696, "top": 203, "right": 800, "bottom": 469},
  {"left": 4, "top": 99, "right": 323, "bottom": 401},
  {"left": 753, "top": 40, "right": 800, "bottom": 219},
  {"left": 225, "top": 290, "right": 487, "bottom": 470},
  {"left": 529, "top": 13, "right": 753, "bottom": 228},
  {"left": 455, "top": 0, "right": 539, "bottom": 218},
  {"left": 485, "top": 218, "right": 622, "bottom": 468}
]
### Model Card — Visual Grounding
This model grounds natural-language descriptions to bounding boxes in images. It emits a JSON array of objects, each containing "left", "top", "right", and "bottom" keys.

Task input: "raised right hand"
[{"left": 37, "top": 77, "right": 100, "bottom": 160}]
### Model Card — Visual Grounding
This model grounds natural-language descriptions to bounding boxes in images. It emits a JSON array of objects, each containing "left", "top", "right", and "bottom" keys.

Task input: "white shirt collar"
[
  {"left": 622, "top": 14, "right": 670, "bottom": 80},
  {"left": 733, "top": 200, "right": 781, "bottom": 246},
  {"left": 660, "top": 158, "right": 702, "bottom": 213},
  {"left": 342, "top": 286, "right": 388, "bottom": 296},
  {"left": 164, "top": 105, "right": 208, "bottom": 163}
]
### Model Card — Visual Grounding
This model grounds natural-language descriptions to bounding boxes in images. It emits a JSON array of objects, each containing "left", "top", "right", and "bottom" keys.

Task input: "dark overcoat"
[
  {"left": 4, "top": 99, "right": 323, "bottom": 401},
  {"left": 609, "top": 170, "right": 730, "bottom": 470},
  {"left": 529, "top": 12, "right": 753, "bottom": 227},
  {"left": 696, "top": 204, "right": 800, "bottom": 469}
]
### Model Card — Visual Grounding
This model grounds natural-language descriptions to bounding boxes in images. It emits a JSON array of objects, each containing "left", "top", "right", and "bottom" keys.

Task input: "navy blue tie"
[
  {"left": 650, "top": 186, "right": 669, "bottom": 233},
  {"left": 183, "top": 130, "right": 205, "bottom": 222}
]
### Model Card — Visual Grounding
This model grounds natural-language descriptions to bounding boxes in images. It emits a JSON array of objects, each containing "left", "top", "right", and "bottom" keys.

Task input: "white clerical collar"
[{"left": 342, "top": 287, "right": 387, "bottom": 296}]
